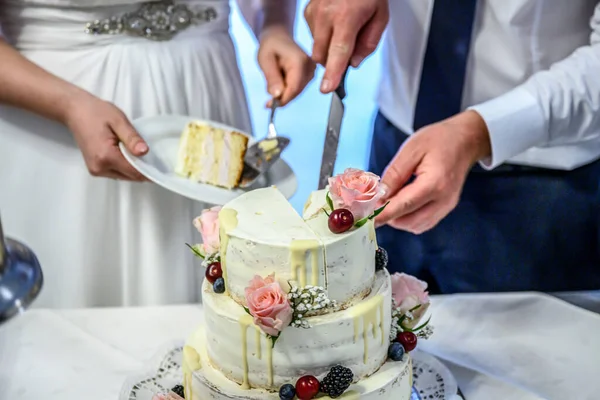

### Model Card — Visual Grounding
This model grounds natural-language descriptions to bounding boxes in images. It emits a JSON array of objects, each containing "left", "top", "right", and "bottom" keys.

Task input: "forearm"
[
  {"left": 470, "top": 3, "right": 600, "bottom": 169},
  {"left": 237, "top": 0, "right": 297, "bottom": 39},
  {"left": 0, "top": 39, "right": 84, "bottom": 123}
]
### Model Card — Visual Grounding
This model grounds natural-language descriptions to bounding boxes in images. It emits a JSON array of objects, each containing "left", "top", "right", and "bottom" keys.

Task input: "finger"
[
  {"left": 309, "top": 7, "right": 333, "bottom": 66},
  {"left": 304, "top": 1, "right": 316, "bottom": 34},
  {"left": 387, "top": 201, "right": 440, "bottom": 234},
  {"left": 375, "top": 175, "right": 436, "bottom": 227},
  {"left": 280, "top": 59, "right": 314, "bottom": 105},
  {"left": 351, "top": 6, "right": 389, "bottom": 67},
  {"left": 321, "top": 24, "right": 360, "bottom": 93},
  {"left": 111, "top": 116, "right": 148, "bottom": 156},
  {"left": 105, "top": 169, "right": 135, "bottom": 181},
  {"left": 257, "top": 49, "right": 285, "bottom": 98},
  {"left": 380, "top": 143, "right": 424, "bottom": 201},
  {"left": 106, "top": 145, "right": 147, "bottom": 181}
]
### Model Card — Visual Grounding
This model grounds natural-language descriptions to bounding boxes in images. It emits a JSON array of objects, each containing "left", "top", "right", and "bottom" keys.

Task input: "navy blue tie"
[{"left": 413, "top": 0, "right": 478, "bottom": 131}]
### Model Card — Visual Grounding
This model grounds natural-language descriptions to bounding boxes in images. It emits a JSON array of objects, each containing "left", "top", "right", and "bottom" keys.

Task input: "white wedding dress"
[{"left": 0, "top": 0, "right": 252, "bottom": 308}]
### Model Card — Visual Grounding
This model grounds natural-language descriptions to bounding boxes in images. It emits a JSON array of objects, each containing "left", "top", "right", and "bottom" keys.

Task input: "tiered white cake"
[{"left": 181, "top": 170, "right": 432, "bottom": 400}]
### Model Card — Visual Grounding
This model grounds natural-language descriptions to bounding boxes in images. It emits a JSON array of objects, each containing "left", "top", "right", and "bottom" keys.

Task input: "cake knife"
[{"left": 317, "top": 68, "right": 348, "bottom": 190}]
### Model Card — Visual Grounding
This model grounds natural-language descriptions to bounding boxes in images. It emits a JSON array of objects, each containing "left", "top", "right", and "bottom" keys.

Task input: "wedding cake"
[{"left": 165, "top": 169, "right": 433, "bottom": 400}]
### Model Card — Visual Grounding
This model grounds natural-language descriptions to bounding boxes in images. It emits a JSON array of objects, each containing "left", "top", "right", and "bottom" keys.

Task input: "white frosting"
[
  {"left": 303, "top": 190, "right": 377, "bottom": 307},
  {"left": 202, "top": 270, "right": 392, "bottom": 390},
  {"left": 183, "top": 324, "right": 413, "bottom": 400},
  {"left": 220, "top": 187, "right": 376, "bottom": 308}
]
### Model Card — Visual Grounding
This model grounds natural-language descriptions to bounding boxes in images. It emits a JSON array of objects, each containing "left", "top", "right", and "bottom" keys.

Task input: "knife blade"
[{"left": 318, "top": 68, "right": 349, "bottom": 190}]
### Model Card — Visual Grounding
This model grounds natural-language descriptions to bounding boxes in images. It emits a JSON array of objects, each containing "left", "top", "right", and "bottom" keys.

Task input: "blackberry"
[
  {"left": 375, "top": 247, "right": 388, "bottom": 271},
  {"left": 320, "top": 365, "right": 353, "bottom": 398},
  {"left": 171, "top": 384, "right": 185, "bottom": 398}
]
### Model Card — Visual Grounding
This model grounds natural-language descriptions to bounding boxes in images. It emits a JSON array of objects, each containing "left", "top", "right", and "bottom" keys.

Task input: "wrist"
[
  {"left": 59, "top": 87, "right": 93, "bottom": 127},
  {"left": 259, "top": 24, "right": 293, "bottom": 44},
  {"left": 448, "top": 110, "right": 492, "bottom": 165},
  {"left": 259, "top": 1, "right": 295, "bottom": 38}
]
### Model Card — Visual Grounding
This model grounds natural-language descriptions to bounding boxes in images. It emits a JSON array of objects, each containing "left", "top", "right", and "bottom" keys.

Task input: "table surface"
[{"left": 1, "top": 292, "right": 598, "bottom": 400}]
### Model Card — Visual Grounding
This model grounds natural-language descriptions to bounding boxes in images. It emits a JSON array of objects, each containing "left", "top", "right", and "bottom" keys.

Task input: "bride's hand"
[
  {"left": 64, "top": 93, "right": 148, "bottom": 181},
  {"left": 258, "top": 26, "right": 316, "bottom": 106}
]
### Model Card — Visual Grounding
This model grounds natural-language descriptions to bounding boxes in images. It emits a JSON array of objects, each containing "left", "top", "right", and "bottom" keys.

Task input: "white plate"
[
  {"left": 119, "top": 343, "right": 463, "bottom": 400},
  {"left": 119, "top": 115, "right": 298, "bottom": 205}
]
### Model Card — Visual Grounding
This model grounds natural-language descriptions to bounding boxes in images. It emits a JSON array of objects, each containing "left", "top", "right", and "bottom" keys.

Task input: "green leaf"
[
  {"left": 354, "top": 216, "right": 369, "bottom": 228},
  {"left": 268, "top": 334, "right": 280, "bottom": 348},
  {"left": 412, "top": 315, "right": 432, "bottom": 332},
  {"left": 399, "top": 315, "right": 431, "bottom": 333},
  {"left": 410, "top": 304, "right": 423, "bottom": 312},
  {"left": 368, "top": 201, "right": 390, "bottom": 220},
  {"left": 243, "top": 306, "right": 252, "bottom": 316},
  {"left": 397, "top": 304, "right": 422, "bottom": 326},
  {"left": 325, "top": 191, "right": 334, "bottom": 211},
  {"left": 185, "top": 243, "right": 205, "bottom": 259}
]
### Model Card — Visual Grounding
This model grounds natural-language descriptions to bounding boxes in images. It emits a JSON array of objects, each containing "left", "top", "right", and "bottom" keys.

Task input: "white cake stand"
[{"left": 120, "top": 342, "right": 462, "bottom": 400}]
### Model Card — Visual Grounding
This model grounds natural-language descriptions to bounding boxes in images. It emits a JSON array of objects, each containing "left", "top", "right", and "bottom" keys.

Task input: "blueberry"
[
  {"left": 388, "top": 342, "right": 405, "bottom": 361},
  {"left": 279, "top": 383, "right": 296, "bottom": 400},
  {"left": 213, "top": 277, "right": 225, "bottom": 294}
]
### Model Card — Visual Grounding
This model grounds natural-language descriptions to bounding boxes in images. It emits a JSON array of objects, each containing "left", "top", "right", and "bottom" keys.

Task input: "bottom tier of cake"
[{"left": 182, "top": 327, "right": 413, "bottom": 400}]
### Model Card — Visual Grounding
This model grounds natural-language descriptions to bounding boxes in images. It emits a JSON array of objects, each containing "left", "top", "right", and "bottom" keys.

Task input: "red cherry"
[
  {"left": 396, "top": 331, "right": 418, "bottom": 352},
  {"left": 295, "top": 375, "right": 320, "bottom": 400},
  {"left": 328, "top": 209, "right": 354, "bottom": 234},
  {"left": 205, "top": 262, "right": 222, "bottom": 284}
]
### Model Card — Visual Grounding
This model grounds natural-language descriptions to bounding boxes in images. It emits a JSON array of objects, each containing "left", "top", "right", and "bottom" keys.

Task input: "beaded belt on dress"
[{"left": 84, "top": 0, "right": 217, "bottom": 41}]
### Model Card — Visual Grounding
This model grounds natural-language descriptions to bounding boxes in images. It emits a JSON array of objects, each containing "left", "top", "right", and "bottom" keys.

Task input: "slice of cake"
[{"left": 174, "top": 121, "right": 249, "bottom": 189}]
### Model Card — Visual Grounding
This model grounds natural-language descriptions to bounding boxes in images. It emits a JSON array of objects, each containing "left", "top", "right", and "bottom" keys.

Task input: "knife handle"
[{"left": 335, "top": 67, "right": 349, "bottom": 100}]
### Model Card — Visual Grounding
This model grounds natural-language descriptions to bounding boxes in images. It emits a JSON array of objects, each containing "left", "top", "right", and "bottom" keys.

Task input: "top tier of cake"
[{"left": 219, "top": 186, "right": 376, "bottom": 309}]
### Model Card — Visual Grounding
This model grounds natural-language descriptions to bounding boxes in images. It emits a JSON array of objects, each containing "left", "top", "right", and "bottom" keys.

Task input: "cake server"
[
  {"left": 239, "top": 98, "right": 290, "bottom": 188},
  {"left": 318, "top": 68, "right": 349, "bottom": 190}
]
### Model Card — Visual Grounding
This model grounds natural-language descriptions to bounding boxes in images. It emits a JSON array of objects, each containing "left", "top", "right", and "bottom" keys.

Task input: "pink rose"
[
  {"left": 328, "top": 168, "right": 385, "bottom": 220},
  {"left": 391, "top": 273, "right": 430, "bottom": 327},
  {"left": 193, "top": 206, "right": 222, "bottom": 255},
  {"left": 245, "top": 274, "right": 293, "bottom": 337}
]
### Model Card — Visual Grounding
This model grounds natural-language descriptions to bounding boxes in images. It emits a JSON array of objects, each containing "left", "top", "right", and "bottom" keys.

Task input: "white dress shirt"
[{"left": 378, "top": 0, "right": 600, "bottom": 170}]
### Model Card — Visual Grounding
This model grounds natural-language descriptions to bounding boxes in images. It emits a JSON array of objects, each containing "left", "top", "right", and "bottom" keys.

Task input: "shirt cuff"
[{"left": 468, "top": 87, "right": 547, "bottom": 170}]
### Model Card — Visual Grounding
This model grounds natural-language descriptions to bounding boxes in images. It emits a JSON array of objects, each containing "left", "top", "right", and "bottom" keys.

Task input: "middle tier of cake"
[{"left": 202, "top": 269, "right": 393, "bottom": 391}]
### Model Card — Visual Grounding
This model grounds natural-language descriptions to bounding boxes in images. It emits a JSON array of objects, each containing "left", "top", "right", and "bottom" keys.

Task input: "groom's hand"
[
  {"left": 375, "top": 111, "right": 491, "bottom": 234},
  {"left": 258, "top": 26, "right": 316, "bottom": 106},
  {"left": 304, "top": 0, "right": 389, "bottom": 93}
]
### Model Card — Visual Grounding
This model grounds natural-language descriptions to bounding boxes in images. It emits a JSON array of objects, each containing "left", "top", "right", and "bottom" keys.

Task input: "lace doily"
[{"left": 120, "top": 342, "right": 463, "bottom": 400}]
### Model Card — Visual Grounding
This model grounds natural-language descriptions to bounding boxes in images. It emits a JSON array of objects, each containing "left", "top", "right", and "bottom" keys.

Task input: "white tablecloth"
[{"left": 0, "top": 292, "right": 598, "bottom": 400}]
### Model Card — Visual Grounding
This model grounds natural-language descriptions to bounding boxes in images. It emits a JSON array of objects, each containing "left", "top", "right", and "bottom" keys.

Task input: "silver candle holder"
[{"left": 0, "top": 214, "right": 43, "bottom": 325}]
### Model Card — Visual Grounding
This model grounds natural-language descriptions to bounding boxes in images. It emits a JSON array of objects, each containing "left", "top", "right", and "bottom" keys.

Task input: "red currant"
[
  {"left": 396, "top": 331, "right": 418, "bottom": 352},
  {"left": 328, "top": 209, "right": 354, "bottom": 234},
  {"left": 295, "top": 375, "right": 320, "bottom": 400},
  {"left": 205, "top": 262, "right": 222, "bottom": 284}
]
